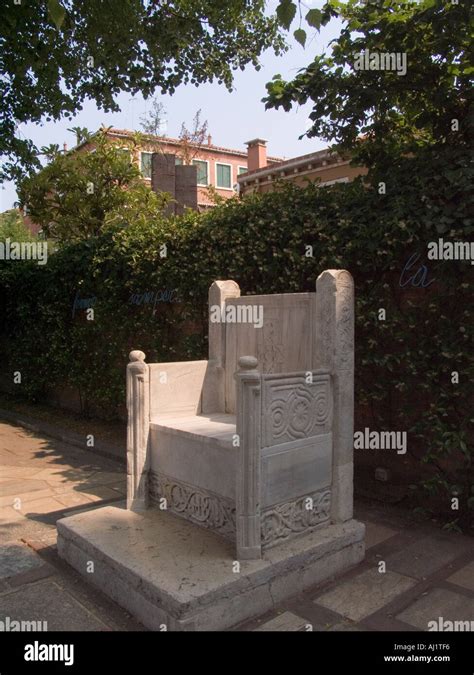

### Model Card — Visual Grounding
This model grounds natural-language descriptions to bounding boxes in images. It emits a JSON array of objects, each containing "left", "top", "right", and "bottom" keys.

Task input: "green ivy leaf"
[
  {"left": 47, "top": 0, "right": 66, "bottom": 30},
  {"left": 294, "top": 28, "right": 306, "bottom": 47}
]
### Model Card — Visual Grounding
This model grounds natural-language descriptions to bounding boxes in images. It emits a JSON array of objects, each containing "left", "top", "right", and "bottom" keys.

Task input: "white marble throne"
[{"left": 127, "top": 270, "right": 356, "bottom": 560}]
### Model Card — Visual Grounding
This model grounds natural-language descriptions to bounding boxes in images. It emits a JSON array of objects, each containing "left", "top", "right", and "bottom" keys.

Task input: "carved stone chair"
[{"left": 127, "top": 269, "right": 355, "bottom": 560}]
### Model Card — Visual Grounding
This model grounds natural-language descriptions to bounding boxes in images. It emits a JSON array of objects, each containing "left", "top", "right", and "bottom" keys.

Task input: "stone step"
[{"left": 57, "top": 505, "right": 365, "bottom": 631}]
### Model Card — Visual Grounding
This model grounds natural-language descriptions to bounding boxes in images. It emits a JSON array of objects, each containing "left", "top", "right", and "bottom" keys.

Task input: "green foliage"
[
  {"left": 266, "top": 0, "right": 474, "bottom": 526},
  {"left": 269, "top": 0, "right": 472, "bottom": 177},
  {"left": 47, "top": 0, "right": 67, "bottom": 30},
  {"left": 17, "top": 129, "right": 171, "bottom": 243},
  {"left": 276, "top": 0, "right": 297, "bottom": 30},
  {"left": 0, "top": 210, "right": 34, "bottom": 242},
  {"left": 1, "top": 162, "right": 472, "bottom": 526},
  {"left": 0, "top": 0, "right": 285, "bottom": 181}
]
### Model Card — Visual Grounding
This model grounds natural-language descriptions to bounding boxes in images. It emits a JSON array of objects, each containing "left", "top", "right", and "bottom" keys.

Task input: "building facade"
[
  {"left": 91, "top": 129, "right": 282, "bottom": 209},
  {"left": 237, "top": 143, "right": 367, "bottom": 196},
  {"left": 22, "top": 130, "right": 366, "bottom": 235}
]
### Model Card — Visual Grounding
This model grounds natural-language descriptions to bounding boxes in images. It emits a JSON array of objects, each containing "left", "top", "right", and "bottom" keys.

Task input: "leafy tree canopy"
[
  {"left": 0, "top": 209, "right": 35, "bottom": 241},
  {"left": 17, "top": 128, "right": 170, "bottom": 242},
  {"left": 267, "top": 0, "right": 473, "bottom": 175},
  {"left": 0, "top": 0, "right": 285, "bottom": 182}
]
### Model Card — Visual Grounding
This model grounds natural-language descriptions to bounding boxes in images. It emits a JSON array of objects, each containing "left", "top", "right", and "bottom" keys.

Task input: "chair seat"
[
  {"left": 149, "top": 413, "right": 237, "bottom": 500},
  {"left": 150, "top": 413, "right": 236, "bottom": 447}
]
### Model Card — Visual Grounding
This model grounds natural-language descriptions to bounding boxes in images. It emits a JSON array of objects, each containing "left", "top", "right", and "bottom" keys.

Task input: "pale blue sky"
[{"left": 1, "top": 1, "right": 341, "bottom": 211}]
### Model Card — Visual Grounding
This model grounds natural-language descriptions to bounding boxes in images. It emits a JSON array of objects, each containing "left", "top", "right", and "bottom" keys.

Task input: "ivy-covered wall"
[{"left": 0, "top": 162, "right": 472, "bottom": 529}]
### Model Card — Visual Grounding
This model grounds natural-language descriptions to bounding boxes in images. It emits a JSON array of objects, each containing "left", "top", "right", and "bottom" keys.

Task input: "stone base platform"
[{"left": 57, "top": 505, "right": 365, "bottom": 631}]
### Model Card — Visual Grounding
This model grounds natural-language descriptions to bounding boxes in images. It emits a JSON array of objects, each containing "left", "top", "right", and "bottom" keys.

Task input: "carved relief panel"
[
  {"left": 262, "top": 371, "right": 333, "bottom": 447},
  {"left": 224, "top": 293, "right": 315, "bottom": 412}
]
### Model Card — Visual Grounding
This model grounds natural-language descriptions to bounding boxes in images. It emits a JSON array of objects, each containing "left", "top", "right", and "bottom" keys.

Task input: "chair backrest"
[{"left": 207, "top": 282, "right": 318, "bottom": 414}]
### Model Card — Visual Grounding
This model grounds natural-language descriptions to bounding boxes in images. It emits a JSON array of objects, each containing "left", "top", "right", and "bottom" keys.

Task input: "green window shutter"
[
  {"left": 238, "top": 166, "right": 247, "bottom": 175},
  {"left": 140, "top": 152, "right": 152, "bottom": 178},
  {"left": 216, "top": 164, "right": 231, "bottom": 188}
]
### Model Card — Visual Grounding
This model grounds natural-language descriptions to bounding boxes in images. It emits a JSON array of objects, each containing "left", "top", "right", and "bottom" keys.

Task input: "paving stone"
[
  {"left": 0, "top": 579, "right": 109, "bottom": 630},
  {"left": 0, "top": 542, "right": 44, "bottom": 579},
  {"left": 78, "top": 486, "right": 123, "bottom": 502},
  {"left": 384, "top": 536, "right": 466, "bottom": 579},
  {"left": 51, "top": 482, "right": 96, "bottom": 495},
  {"left": 77, "top": 471, "right": 123, "bottom": 487},
  {"left": 0, "top": 488, "right": 57, "bottom": 508},
  {"left": 34, "top": 469, "right": 95, "bottom": 483},
  {"left": 1, "top": 467, "right": 46, "bottom": 478},
  {"left": 396, "top": 588, "right": 474, "bottom": 630},
  {"left": 364, "top": 521, "right": 398, "bottom": 549},
  {"left": 55, "top": 492, "right": 95, "bottom": 508},
  {"left": 284, "top": 593, "right": 345, "bottom": 629},
  {"left": 0, "top": 505, "right": 24, "bottom": 525},
  {"left": 254, "top": 611, "right": 309, "bottom": 631},
  {"left": 7, "top": 563, "right": 55, "bottom": 588},
  {"left": 315, "top": 568, "right": 417, "bottom": 622},
  {"left": 19, "top": 497, "right": 66, "bottom": 515},
  {"left": 447, "top": 562, "right": 474, "bottom": 592},
  {"left": 0, "top": 478, "right": 50, "bottom": 497}
]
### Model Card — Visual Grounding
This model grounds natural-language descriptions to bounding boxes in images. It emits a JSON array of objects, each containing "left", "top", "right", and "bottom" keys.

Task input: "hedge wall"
[{"left": 0, "top": 148, "right": 472, "bottom": 529}]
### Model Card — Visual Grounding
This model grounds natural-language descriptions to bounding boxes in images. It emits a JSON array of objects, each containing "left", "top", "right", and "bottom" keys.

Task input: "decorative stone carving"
[
  {"left": 335, "top": 271, "right": 354, "bottom": 371},
  {"left": 124, "top": 270, "right": 356, "bottom": 560},
  {"left": 126, "top": 350, "right": 150, "bottom": 512},
  {"left": 263, "top": 373, "right": 332, "bottom": 447},
  {"left": 234, "top": 356, "right": 262, "bottom": 560},
  {"left": 320, "top": 291, "right": 334, "bottom": 368},
  {"left": 257, "top": 321, "right": 284, "bottom": 373},
  {"left": 261, "top": 489, "right": 331, "bottom": 547},
  {"left": 224, "top": 293, "right": 313, "bottom": 413},
  {"left": 149, "top": 471, "right": 236, "bottom": 539},
  {"left": 315, "top": 269, "right": 354, "bottom": 372},
  {"left": 316, "top": 270, "right": 355, "bottom": 524}
]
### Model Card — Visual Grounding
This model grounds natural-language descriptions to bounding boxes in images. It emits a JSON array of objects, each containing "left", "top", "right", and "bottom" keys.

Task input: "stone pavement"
[
  {"left": 1, "top": 419, "right": 473, "bottom": 632},
  {"left": 0, "top": 420, "right": 142, "bottom": 631}
]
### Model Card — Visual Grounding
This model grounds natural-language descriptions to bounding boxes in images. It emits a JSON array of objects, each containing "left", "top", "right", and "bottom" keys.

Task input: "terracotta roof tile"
[{"left": 104, "top": 128, "right": 283, "bottom": 162}]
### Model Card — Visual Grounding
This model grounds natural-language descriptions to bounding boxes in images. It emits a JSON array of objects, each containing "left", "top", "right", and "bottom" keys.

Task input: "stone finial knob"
[
  {"left": 129, "top": 350, "right": 146, "bottom": 362},
  {"left": 238, "top": 355, "right": 258, "bottom": 370}
]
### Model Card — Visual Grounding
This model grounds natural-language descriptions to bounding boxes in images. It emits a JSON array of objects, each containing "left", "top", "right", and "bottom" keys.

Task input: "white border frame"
[
  {"left": 140, "top": 151, "right": 153, "bottom": 180},
  {"left": 192, "top": 158, "right": 210, "bottom": 186}
]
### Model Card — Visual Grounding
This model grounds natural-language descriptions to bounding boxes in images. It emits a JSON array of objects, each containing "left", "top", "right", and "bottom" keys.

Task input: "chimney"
[
  {"left": 207, "top": 134, "right": 212, "bottom": 146},
  {"left": 63, "top": 142, "right": 68, "bottom": 153},
  {"left": 246, "top": 138, "right": 267, "bottom": 172}
]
